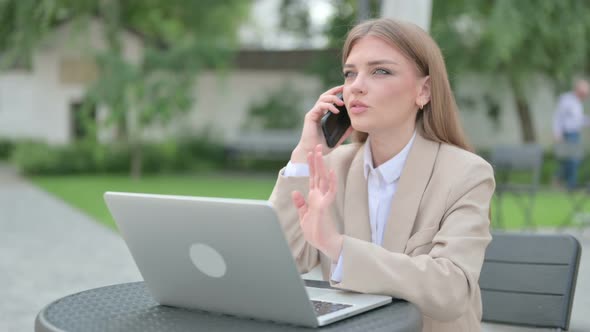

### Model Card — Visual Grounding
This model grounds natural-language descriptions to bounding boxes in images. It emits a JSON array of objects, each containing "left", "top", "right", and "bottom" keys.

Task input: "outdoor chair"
[
  {"left": 224, "top": 129, "right": 299, "bottom": 161},
  {"left": 490, "top": 144, "right": 543, "bottom": 229},
  {"left": 480, "top": 232, "right": 581, "bottom": 331}
]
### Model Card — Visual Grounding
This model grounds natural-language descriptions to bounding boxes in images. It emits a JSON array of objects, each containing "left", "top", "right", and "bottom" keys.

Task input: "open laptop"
[{"left": 104, "top": 191, "right": 392, "bottom": 327}]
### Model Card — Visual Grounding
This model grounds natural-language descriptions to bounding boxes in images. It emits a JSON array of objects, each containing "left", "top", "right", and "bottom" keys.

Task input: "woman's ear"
[{"left": 416, "top": 76, "right": 431, "bottom": 109}]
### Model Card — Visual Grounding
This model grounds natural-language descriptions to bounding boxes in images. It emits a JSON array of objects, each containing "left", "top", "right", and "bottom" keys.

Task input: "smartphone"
[{"left": 321, "top": 93, "right": 351, "bottom": 148}]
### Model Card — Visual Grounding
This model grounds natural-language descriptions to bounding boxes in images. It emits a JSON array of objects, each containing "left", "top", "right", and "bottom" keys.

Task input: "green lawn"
[
  {"left": 30, "top": 174, "right": 590, "bottom": 230},
  {"left": 491, "top": 190, "right": 590, "bottom": 229},
  {"left": 31, "top": 173, "right": 277, "bottom": 229}
]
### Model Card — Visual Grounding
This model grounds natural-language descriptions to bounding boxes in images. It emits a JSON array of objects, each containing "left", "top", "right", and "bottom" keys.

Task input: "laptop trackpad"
[{"left": 306, "top": 286, "right": 336, "bottom": 299}]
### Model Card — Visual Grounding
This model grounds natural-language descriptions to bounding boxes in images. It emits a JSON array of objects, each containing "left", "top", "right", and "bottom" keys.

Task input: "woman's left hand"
[{"left": 291, "top": 145, "right": 343, "bottom": 262}]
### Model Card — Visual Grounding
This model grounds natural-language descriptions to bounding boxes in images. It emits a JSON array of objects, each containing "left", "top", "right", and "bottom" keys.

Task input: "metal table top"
[{"left": 36, "top": 281, "right": 422, "bottom": 332}]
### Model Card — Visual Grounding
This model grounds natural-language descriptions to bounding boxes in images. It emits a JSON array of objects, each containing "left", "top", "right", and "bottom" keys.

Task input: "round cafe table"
[{"left": 35, "top": 281, "right": 422, "bottom": 332}]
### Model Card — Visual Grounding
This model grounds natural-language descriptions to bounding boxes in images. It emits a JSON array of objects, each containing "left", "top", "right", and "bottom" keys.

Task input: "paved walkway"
[
  {"left": 1, "top": 163, "right": 589, "bottom": 331},
  {"left": 0, "top": 164, "right": 141, "bottom": 332}
]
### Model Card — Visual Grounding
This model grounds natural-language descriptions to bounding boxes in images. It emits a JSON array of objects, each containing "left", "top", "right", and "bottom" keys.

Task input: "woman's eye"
[
  {"left": 343, "top": 71, "right": 356, "bottom": 79},
  {"left": 374, "top": 68, "right": 390, "bottom": 75}
]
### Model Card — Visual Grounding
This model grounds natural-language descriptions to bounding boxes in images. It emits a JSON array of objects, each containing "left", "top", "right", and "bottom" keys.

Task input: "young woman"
[{"left": 269, "top": 18, "right": 495, "bottom": 332}]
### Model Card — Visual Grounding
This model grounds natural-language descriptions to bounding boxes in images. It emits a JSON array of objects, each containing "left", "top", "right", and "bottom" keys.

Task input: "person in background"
[
  {"left": 269, "top": 18, "right": 495, "bottom": 332},
  {"left": 553, "top": 79, "right": 590, "bottom": 190}
]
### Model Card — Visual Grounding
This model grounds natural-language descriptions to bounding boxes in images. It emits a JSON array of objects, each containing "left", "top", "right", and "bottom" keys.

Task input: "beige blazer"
[{"left": 269, "top": 133, "right": 495, "bottom": 332}]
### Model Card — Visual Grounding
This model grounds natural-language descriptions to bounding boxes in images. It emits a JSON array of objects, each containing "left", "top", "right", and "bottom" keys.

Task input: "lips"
[{"left": 349, "top": 100, "right": 368, "bottom": 114}]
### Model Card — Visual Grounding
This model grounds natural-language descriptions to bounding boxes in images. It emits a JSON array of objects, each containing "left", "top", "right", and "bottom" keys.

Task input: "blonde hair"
[{"left": 342, "top": 18, "right": 472, "bottom": 152}]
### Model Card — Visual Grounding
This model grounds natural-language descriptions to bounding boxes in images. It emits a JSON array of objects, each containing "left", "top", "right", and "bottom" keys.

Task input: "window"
[{"left": 60, "top": 57, "right": 98, "bottom": 84}]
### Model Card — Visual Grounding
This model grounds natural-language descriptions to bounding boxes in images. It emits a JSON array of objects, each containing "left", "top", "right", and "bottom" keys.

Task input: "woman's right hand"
[{"left": 291, "top": 86, "right": 354, "bottom": 163}]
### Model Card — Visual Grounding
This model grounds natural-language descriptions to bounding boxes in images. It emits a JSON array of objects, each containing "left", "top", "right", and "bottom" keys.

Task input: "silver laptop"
[{"left": 104, "top": 191, "right": 392, "bottom": 327}]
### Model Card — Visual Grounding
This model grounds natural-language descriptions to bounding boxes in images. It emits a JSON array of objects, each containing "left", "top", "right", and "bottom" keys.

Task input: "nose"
[{"left": 349, "top": 73, "right": 367, "bottom": 95}]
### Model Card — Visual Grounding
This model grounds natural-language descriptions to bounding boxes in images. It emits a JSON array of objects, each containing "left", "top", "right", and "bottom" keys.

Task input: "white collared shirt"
[
  {"left": 553, "top": 92, "right": 590, "bottom": 139},
  {"left": 364, "top": 133, "right": 415, "bottom": 246},
  {"left": 283, "top": 132, "right": 416, "bottom": 282}
]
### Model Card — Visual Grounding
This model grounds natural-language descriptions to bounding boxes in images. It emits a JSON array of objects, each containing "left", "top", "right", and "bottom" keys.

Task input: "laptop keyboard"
[{"left": 311, "top": 300, "right": 352, "bottom": 317}]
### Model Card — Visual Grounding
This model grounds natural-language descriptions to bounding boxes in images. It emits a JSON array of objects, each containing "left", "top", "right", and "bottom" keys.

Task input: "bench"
[
  {"left": 490, "top": 144, "right": 544, "bottom": 229},
  {"left": 225, "top": 130, "right": 300, "bottom": 161}
]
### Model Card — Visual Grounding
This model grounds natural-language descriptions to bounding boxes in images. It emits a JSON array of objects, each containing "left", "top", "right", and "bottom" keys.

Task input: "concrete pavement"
[
  {"left": 0, "top": 164, "right": 141, "bottom": 332},
  {"left": 1, "top": 163, "right": 589, "bottom": 331}
]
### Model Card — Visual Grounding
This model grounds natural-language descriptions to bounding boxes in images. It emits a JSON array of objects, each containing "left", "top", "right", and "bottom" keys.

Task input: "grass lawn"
[
  {"left": 31, "top": 173, "right": 277, "bottom": 230},
  {"left": 30, "top": 173, "right": 590, "bottom": 230},
  {"left": 492, "top": 190, "right": 590, "bottom": 229}
]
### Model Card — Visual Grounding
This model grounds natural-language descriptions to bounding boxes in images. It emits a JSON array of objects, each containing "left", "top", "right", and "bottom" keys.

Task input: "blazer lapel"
[
  {"left": 382, "top": 133, "right": 440, "bottom": 253},
  {"left": 343, "top": 144, "right": 371, "bottom": 242}
]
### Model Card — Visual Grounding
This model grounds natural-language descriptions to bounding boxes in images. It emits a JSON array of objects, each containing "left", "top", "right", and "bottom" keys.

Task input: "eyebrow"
[{"left": 343, "top": 60, "right": 399, "bottom": 68}]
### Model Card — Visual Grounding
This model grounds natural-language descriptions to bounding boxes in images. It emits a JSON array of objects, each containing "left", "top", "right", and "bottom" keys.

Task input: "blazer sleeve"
[
  {"left": 332, "top": 160, "right": 495, "bottom": 321},
  {"left": 268, "top": 168, "right": 319, "bottom": 274}
]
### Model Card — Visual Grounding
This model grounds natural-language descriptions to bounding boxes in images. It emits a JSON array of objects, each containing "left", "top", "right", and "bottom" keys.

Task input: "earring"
[{"left": 419, "top": 102, "right": 424, "bottom": 110}]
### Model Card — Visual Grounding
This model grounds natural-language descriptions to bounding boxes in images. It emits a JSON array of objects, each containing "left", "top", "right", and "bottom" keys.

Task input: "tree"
[
  {"left": 242, "top": 83, "right": 303, "bottom": 130},
  {"left": 296, "top": 0, "right": 381, "bottom": 89},
  {"left": 279, "top": 0, "right": 313, "bottom": 44},
  {"left": 0, "top": 0, "right": 251, "bottom": 178},
  {"left": 431, "top": 0, "right": 590, "bottom": 142}
]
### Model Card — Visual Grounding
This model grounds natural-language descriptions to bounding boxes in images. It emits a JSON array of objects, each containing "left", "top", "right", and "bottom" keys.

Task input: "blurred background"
[
  {"left": 2, "top": 0, "right": 590, "bottom": 331},
  {"left": 2, "top": 0, "right": 590, "bottom": 228}
]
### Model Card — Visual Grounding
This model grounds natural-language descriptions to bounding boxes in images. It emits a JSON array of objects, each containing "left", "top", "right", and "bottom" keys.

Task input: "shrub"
[
  {"left": 177, "top": 136, "right": 227, "bottom": 171},
  {"left": 0, "top": 139, "right": 15, "bottom": 160},
  {"left": 11, "top": 136, "right": 230, "bottom": 176},
  {"left": 12, "top": 141, "right": 61, "bottom": 175},
  {"left": 100, "top": 144, "right": 131, "bottom": 174}
]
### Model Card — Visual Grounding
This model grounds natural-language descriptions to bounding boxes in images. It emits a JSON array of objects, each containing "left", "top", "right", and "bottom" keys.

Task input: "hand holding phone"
[{"left": 321, "top": 93, "right": 351, "bottom": 148}]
